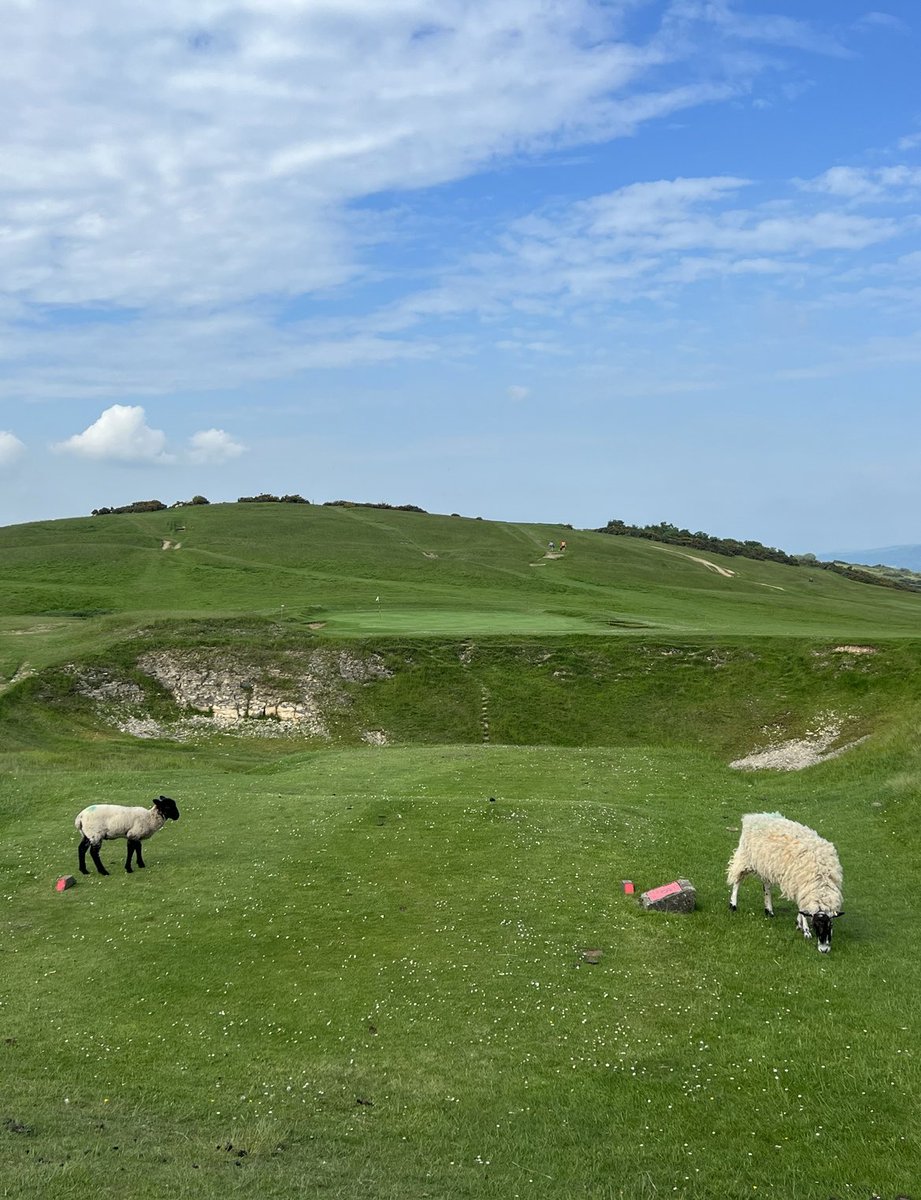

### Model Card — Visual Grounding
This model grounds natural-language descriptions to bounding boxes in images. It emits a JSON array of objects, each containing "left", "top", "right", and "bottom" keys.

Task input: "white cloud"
[
  {"left": 664, "top": 0, "right": 850, "bottom": 57},
  {"left": 802, "top": 164, "right": 921, "bottom": 201},
  {"left": 384, "top": 174, "right": 904, "bottom": 324},
  {"left": 54, "top": 405, "right": 172, "bottom": 462},
  {"left": 0, "top": 2, "right": 908, "bottom": 411},
  {"left": 0, "top": 431, "right": 26, "bottom": 466},
  {"left": 853, "top": 11, "right": 910, "bottom": 34},
  {"left": 507, "top": 385, "right": 530, "bottom": 401},
  {"left": 0, "top": 0, "right": 718, "bottom": 313},
  {"left": 0, "top": 0, "right": 846, "bottom": 323},
  {"left": 187, "top": 428, "right": 246, "bottom": 463}
]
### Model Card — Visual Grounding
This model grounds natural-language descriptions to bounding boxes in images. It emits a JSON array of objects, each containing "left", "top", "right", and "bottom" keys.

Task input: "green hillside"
[
  {"left": 2, "top": 503, "right": 921, "bottom": 1199},
  {"left": 2, "top": 501, "right": 921, "bottom": 651}
]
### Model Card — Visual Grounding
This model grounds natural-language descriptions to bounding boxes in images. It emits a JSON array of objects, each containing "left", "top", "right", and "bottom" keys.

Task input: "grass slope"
[
  {"left": 2, "top": 504, "right": 921, "bottom": 667},
  {"left": 2, "top": 742, "right": 920, "bottom": 1199},
  {"left": 2, "top": 504, "right": 920, "bottom": 1199}
]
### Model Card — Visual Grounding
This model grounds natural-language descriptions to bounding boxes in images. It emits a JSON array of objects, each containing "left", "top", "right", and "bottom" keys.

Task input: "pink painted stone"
[
  {"left": 644, "top": 881, "right": 682, "bottom": 902},
  {"left": 55, "top": 875, "right": 76, "bottom": 892},
  {"left": 641, "top": 878, "right": 696, "bottom": 914}
]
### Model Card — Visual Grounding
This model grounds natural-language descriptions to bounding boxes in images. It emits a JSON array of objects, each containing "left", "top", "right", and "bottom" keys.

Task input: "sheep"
[
  {"left": 75, "top": 795, "right": 180, "bottom": 875},
  {"left": 727, "top": 812, "right": 843, "bottom": 953}
]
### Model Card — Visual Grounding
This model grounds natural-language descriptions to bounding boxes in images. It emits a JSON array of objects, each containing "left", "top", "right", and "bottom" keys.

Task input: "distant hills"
[{"left": 819, "top": 544, "right": 921, "bottom": 571}]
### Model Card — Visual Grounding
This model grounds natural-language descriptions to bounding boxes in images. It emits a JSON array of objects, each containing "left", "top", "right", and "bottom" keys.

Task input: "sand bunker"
[{"left": 730, "top": 714, "right": 869, "bottom": 771}]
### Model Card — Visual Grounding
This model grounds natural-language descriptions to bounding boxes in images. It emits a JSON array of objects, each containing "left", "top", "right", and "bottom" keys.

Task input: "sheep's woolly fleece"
[
  {"left": 730, "top": 712, "right": 869, "bottom": 772},
  {"left": 727, "top": 812, "right": 843, "bottom": 915}
]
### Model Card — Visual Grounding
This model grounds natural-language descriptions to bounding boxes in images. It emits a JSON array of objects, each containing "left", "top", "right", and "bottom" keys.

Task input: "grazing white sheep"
[
  {"left": 75, "top": 795, "right": 180, "bottom": 875},
  {"left": 727, "top": 812, "right": 843, "bottom": 953}
]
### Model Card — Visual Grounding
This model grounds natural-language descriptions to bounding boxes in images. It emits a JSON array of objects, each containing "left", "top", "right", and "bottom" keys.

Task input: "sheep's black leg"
[
  {"left": 89, "top": 842, "right": 109, "bottom": 876},
  {"left": 125, "top": 839, "right": 145, "bottom": 872},
  {"left": 78, "top": 836, "right": 90, "bottom": 875}
]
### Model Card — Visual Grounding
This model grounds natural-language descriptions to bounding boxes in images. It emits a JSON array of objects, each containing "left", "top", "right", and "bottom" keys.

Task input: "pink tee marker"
[
  {"left": 622, "top": 880, "right": 635, "bottom": 895},
  {"left": 55, "top": 875, "right": 76, "bottom": 892},
  {"left": 641, "top": 878, "right": 696, "bottom": 913},
  {"left": 644, "top": 881, "right": 682, "bottom": 902}
]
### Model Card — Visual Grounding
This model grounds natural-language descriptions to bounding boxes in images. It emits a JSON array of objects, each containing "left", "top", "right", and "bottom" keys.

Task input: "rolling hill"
[{"left": 2, "top": 502, "right": 921, "bottom": 1200}]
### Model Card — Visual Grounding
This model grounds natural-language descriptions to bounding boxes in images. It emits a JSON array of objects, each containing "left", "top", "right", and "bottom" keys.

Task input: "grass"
[
  {"left": 2, "top": 503, "right": 921, "bottom": 1198},
  {"left": 3, "top": 505, "right": 921, "bottom": 673},
  {"left": 321, "top": 609, "right": 606, "bottom": 635},
  {"left": 2, "top": 743, "right": 920, "bottom": 1199}
]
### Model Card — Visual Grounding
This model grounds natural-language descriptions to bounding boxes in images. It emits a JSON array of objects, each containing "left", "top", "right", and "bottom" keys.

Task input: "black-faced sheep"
[
  {"left": 75, "top": 795, "right": 180, "bottom": 875},
  {"left": 727, "top": 812, "right": 843, "bottom": 953}
]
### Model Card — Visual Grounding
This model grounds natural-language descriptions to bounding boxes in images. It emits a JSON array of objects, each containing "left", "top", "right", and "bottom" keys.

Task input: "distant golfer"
[{"left": 548, "top": 540, "right": 555, "bottom": 552}]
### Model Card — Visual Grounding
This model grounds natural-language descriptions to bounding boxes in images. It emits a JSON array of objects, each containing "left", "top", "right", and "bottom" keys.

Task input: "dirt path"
[{"left": 659, "top": 548, "right": 735, "bottom": 577}]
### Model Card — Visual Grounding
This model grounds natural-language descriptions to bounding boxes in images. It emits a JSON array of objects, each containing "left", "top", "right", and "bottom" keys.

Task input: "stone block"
[
  {"left": 641, "top": 878, "right": 695, "bottom": 914},
  {"left": 55, "top": 875, "right": 76, "bottom": 892}
]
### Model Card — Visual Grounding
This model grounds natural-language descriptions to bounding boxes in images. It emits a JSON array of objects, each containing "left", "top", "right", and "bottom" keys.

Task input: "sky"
[{"left": 1, "top": 0, "right": 920, "bottom": 553}]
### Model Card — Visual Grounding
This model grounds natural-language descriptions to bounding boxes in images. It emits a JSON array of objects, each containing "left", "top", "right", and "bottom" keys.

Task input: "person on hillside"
[
  {"left": 548, "top": 540, "right": 555, "bottom": 552},
  {"left": 560, "top": 540, "right": 567, "bottom": 553}
]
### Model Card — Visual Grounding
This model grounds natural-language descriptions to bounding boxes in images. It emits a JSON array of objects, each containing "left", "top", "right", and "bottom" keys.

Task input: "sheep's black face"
[
  {"left": 155, "top": 795, "right": 180, "bottom": 821},
  {"left": 811, "top": 912, "right": 834, "bottom": 953}
]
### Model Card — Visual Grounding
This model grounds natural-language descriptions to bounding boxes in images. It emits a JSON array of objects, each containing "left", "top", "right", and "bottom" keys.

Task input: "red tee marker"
[
  {"left": 55, "top": 875, "right": 76, "bottom": 892},
  {"left": 622, "top": 880, "right": 635, "bottom": 895}
]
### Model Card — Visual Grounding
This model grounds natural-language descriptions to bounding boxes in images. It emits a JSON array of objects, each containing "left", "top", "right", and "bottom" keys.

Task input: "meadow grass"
[
  {"left": 2, "top": 743, "right": 919, "bottom": 1199},
  {"left": 2, "top": 505, "right": 920, "bottom": 1199},
  {"left": 3, "top": 505, "right": 921, "bottom": 673}
]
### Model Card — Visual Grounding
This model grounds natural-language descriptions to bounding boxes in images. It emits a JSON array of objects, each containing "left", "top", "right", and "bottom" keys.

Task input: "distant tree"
[
  {"left": 171, "top": 495, "right": 210, "bottom": 508},
  {"left": 91, "top": 499, "right": 167, "bottom": 516},
  {"left": 235, "top": 493, "right": 310, "bottom": 505},
  {"left": 595, "top": 516, "right": 918, "bottom": 591},
  {"left": 322, "top": 500, "right": 427, "bottom": 513},
  {"left": 596, "top": 516, "right": 800, "bottom": 566}
]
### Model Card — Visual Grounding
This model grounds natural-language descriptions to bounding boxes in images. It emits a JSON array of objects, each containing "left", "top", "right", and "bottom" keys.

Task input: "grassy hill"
[
  {"left": 2, "top": 503, "right": 921, "bottom": 1199},
  {"left": 3, "top": 501, "right": 921, "bottom": 645}
]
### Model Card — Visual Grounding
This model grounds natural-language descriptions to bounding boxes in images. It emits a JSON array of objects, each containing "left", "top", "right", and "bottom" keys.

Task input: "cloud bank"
[
  {"left": 0, "top": 0, "right": 863, "bottom": 401},
  {"left": 54, "top": 405, "right": 246, "bottom": 464}
]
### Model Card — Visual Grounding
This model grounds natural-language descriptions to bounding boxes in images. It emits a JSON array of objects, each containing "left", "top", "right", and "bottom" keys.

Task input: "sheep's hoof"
[
  {"left": 764, "top": 909, "right": 775, "bottom": 918},
  {"left": 729, "top": 903, "right": 737, "bottom": 912},
  {"left": 125, "top": 866, "right": 133, "bottom": 873},
  {"left": 98, "top": 868, "right": 110, "bottom": 876},
  {"left": 79, "top": 866, "right": 89, "bottom": 875}
]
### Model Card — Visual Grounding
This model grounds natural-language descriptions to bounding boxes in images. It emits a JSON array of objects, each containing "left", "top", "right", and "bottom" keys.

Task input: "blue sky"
[{"left": 1, "top": 0, "right": 920, "bottom": 552}]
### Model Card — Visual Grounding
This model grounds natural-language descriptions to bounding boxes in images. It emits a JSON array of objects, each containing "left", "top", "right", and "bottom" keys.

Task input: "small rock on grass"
[{"left": 641, "top": 879, "right": 696, "bottom": 914}]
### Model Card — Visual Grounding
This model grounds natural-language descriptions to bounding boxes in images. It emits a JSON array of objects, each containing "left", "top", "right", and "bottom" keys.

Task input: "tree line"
[
  {"left": 595, "top": 518, "right": 799, "bottom": 564},
  {"left": 91, "top": 495, "right": 430, "bottom": 515},
  {"left": 595, "top": 518, "right": 919, "bottom": 591}
]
